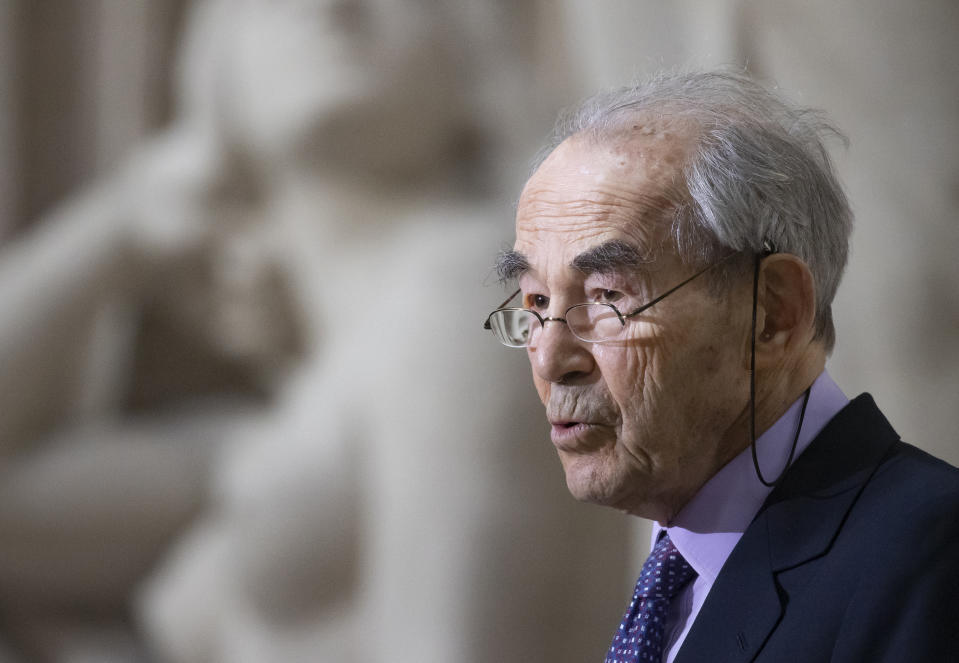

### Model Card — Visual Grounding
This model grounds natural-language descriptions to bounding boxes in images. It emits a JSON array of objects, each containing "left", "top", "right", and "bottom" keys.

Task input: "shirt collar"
[{"left": 653, "top": 370, "right": 848, "bottom": 585}]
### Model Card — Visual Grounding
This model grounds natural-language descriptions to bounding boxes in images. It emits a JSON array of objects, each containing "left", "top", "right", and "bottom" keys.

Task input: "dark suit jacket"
[{"left": 676, "top": 394, "right": 959, "bottom": 662}]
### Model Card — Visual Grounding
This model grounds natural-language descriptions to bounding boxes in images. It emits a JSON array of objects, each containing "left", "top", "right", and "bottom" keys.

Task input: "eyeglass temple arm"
[
  {"left": 483, "top": 288, "right": 522, "bottom": 329},
  {"left": 622, "top": 251, "right": 744, "bottom": 320}
]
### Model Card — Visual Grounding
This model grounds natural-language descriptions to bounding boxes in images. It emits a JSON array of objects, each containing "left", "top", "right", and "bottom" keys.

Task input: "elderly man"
[{"left": 484, "top": 70, "right": 959, "bottom": 662}]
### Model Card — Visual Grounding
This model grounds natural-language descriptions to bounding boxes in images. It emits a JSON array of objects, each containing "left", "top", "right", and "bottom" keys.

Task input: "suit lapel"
[
  {"left": 674, "top": 395, "right": 900, "bottom": 663},
  {"left": 672, "top": 514, "right": 782, "bottom": 663}
]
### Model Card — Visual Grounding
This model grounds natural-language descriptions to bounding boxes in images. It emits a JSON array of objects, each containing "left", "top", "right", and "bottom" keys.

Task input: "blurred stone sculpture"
[
  {"left": 133, "top": 1, "right": 631, "bottom": 663},
  {"left": 0, "top": 3, "right": 307, "bottom": 661}
]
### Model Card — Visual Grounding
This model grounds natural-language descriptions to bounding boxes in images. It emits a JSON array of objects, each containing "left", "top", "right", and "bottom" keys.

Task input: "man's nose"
[{"left": 529, "top": 318, "right": 595, "bottom": 384}]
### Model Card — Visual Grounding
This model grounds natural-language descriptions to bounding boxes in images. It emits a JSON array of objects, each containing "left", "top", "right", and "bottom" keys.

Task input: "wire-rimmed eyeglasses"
[{"left": 483, "top": 253, "right": 737, "bottom": 348}]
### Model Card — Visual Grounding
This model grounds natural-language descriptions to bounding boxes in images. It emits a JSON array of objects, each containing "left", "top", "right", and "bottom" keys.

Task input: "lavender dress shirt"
[{"left": 653, "top": 370, "right": 849, "bottom": 663}]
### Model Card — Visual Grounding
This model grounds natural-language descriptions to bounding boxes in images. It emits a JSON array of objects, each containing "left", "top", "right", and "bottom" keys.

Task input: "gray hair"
[{"left": 533, "top": 68, "right": 852, "bottom": 351}]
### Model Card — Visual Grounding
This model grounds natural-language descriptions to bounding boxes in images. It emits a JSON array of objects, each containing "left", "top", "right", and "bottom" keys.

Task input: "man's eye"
[
  {"left": 598, "top": 289, "right": 623, "bottom": 303},
  {"left": 527, "top": 294, "right": 549, "bottom": 311}
]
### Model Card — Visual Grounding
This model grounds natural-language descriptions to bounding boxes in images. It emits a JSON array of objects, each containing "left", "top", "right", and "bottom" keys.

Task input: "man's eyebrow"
[
  {"left": 494, "top": 249, "right": 530, "bottom": 283},
  {"left": 571, "top": 239, "right": 650, "bottom": 275}
]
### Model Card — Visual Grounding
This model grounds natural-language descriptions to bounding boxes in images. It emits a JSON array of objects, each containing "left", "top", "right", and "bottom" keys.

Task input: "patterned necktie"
[{"left": 605, "top": 532, "right": 697, "bottom": 663}]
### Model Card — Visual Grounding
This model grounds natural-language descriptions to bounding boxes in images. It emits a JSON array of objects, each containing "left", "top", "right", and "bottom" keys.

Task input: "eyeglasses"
[{"left": 483, "top": 254, "right": 736, "bottom": 348}]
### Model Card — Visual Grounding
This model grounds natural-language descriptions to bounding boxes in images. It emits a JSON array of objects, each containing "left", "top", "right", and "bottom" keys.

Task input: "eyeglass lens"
[
  {"left": 487, "top": 309, "right": 535, "bottom": 347},
  {"left": 487, "top": 304, "right": 624, "bottom": 347}
]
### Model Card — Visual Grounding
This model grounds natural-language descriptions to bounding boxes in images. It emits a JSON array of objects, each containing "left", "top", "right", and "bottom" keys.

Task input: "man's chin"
[{"left": 561, "top": 455, "right": 625, "bottom": 508}]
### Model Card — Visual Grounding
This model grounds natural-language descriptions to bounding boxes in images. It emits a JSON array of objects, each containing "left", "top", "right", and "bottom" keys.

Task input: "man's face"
[{"left": 512, "top": 128, "right": 753, "bottom": 523}]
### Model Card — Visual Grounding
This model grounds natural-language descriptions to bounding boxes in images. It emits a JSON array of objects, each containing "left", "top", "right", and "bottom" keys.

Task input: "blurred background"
[{"left": 0, "top": 1, "right": 955, "bottom": 661}]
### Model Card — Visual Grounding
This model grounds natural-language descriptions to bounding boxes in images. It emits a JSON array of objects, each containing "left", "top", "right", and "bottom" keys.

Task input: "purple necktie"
[{"left": 605, "top": 532, "right": 697, "bottom": 663}]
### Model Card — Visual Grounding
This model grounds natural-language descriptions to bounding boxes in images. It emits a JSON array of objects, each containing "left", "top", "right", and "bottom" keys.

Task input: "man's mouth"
[{"left": 549, "top": 420, "right": 605, "bottom": 450}]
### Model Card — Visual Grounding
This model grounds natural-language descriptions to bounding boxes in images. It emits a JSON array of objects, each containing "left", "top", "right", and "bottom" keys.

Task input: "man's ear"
[{"left": 755, "top": 254, "right": 817, "bottom": 357}]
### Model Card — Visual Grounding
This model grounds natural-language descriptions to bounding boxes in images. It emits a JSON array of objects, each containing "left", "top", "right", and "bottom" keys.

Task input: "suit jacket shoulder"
[{"left": 676, "top": 394, "right": 959, "bottom": 663}]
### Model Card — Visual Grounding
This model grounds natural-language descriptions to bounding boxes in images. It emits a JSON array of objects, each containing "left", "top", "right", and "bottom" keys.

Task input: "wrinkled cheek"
[
  {"left": 691, "top": 341, "right": 727, "bottom": 378},
  {"left": 599, "top": 344, "right": 656, "bottom": 419}
]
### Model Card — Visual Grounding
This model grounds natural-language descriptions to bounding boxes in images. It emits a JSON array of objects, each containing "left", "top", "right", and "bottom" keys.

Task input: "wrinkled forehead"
[{"left": 513, "top": 124, "right": 694, "bottom": 279}]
